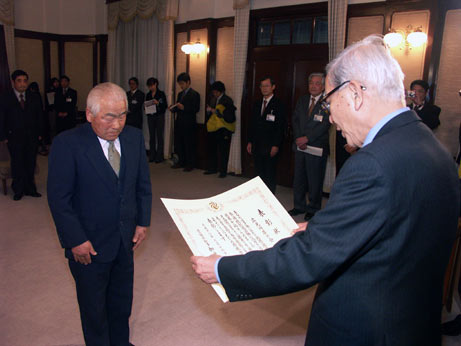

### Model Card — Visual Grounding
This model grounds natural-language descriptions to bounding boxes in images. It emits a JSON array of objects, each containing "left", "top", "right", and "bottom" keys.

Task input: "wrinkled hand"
[
  {"left": 295, "top": 136, "right": 308, "bottom": 148},
  {"left": 190, "top": 254, "right": 221, "bottom": 284},
  {"left": 176, "top": 103, "right": 184, "bottom": 110},
  {"left": 292, "top": 222, "right": 308, "bottom": 235},
  {"left": 247, "top": 142, "right": 252, "bottom": 155},
  {"left": 132, "top": 226, "right": 147, "bottom": 250},
  {"left": 58, "top": 112, "right": 68, "bottom": 117},
  {"left": 270, "top": 146, "right": 279, "bottom": 157},
  {"left": 344, "top": 144, "right": 357, "bottom": 154},
  {"left": 153, "top": 99, "right": 159, "bottom": 105},
  {"left": 72, "top": 240, "right": 97, "bottom": 265}
]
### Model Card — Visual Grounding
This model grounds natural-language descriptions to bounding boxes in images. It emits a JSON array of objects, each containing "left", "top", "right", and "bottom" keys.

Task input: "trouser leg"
[
  {"left": 155, "top": 114, "right": 165, "bottom": 161},
  {"left": 217, "top": 129, "right": 232, "bottom": 175},
  {"left": 147, "top": 115, "right": 156, "bottom": 160},
  {"left": 305, "top": 153, "right": 328, "bottom": 212},
  {"left": 293, "top": 151, "right": 308, "bottom": 211}
]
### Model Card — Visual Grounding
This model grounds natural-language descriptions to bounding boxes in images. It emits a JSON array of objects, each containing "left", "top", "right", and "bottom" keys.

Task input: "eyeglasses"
[{"left": 319, "top": 80, "right": 367, "bottom": 111}]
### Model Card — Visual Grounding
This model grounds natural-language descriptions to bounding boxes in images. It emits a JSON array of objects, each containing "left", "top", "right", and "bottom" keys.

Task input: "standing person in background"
[
  {"left": 169, "top": 72, "right": 200, "bottom": 172},
  {"left": 145, "top": 77, "right": 167, "bottom": 163},
  {"left": 0, "top": 70, "right": 43, "bottom": 200},
  {"left": 46, "top": 77, "right": 60, "bottom": 143},
  {"left": 126, "top": 77, "right": 145, "bottom": 130},
  {"left": 247, "top": 76, "right": 286, "bottom": 193},
  {"left": 55, "top": 75, "right": 77, "bottom": 134},
  {"left": 408, "top": 79, "right": 441, "bottom": 130},
  {"left": 204, "top": 81, "right": 236, "bottom": 178},
  {"left": 27, "top": 82, "right": 47, "bottom": 156}
]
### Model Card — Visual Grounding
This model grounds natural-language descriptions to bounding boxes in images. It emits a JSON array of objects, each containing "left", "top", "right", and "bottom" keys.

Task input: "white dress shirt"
[{"left": 97, "top": 137, "right": 121, "bottom": 160}]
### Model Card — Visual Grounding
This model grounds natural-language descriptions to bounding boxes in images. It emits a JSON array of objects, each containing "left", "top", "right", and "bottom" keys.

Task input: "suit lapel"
[{"left": 82, "top": 124, "right": 119, "bottom": 194}]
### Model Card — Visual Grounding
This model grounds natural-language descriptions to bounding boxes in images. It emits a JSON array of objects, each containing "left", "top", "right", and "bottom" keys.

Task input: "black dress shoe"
[
  {"left": 149, "top": 158, "right": 155, "bottom": 162},
  {"left": 183, "top": 167, "right": 193, "bottom": 172},
  {"left": 204, "top": 170, "right": 217, "bottom": 175},
  {"left": 304, "top": 211, "right": 316, "bottom": 221},
  {"left": 288, "top": 208, "right": 304, "bottom": 216},
  {"left": 25, "top": 192, "right": 42, "bottom": 197},
  {"left": 171, "top": 164, "right": 182, "bottom": 169},
  {"left": 442, "top": 315, "right": 461, "bottom": 336},
  {"left": 218, "top": 173, "right": 227, "bottom": 178},
  {"left": 13, "top": 193, "right": 23, "bottom": 201},
  {"left": 155, "top": 159, "right": 164, "bottom": 163}
]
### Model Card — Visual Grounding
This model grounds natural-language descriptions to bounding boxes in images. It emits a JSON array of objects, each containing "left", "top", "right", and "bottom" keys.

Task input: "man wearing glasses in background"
[
  {"left": 191, "top": 35, "right": 459, "bottom": 346},
  {"left": 48, "top": 83, "right": 152, "bottom": 346}
]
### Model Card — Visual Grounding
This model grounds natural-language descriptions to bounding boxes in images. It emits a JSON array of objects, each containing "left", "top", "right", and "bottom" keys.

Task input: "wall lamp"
[
  {"left": 181, "top": 40, "right": 206, "bottom": 55},
  {"left": 383, "top": 25, "right": 428, "bottom": 49}
]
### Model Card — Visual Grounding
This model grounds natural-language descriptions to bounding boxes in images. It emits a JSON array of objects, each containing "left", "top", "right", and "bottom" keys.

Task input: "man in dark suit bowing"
[
  {"left": 126, "top": 77, "right": 145, "bottom": 130},
  {"left": 55, "top": 75, "right": 78, "bottom": 134},
  {"left": 170, "top": 72, "right": 200, "bottom": 171},
  {"left": 247, "top": 76, "right": 286, "bottom": 193},
  {"left": 288, "top": 72, "right": 330, "bottom": 220},
  {"left": 0, "top": 69, "right": 43, "bottom": 200},
  {"left": 47, "top": 82, "right": 152, "bottom": 346},
  {"left": 191, "top": 35, "right": 459, "bottom": 346}
]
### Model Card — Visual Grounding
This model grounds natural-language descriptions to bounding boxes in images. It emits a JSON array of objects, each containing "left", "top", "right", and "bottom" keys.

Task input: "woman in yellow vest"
[{"left": 204, "top": 81, "right": 236, "bottom": 178}]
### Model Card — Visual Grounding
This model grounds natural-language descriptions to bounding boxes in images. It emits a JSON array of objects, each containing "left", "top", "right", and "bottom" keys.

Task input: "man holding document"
[{"left": 191, "top": 35, "right": 460, "bottom": 346}]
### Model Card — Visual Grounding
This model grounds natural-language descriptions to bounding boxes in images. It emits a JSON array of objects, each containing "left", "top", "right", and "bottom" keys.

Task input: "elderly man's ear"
[{"left": 348, "top": 81, "right": 364, "bottom": 111}]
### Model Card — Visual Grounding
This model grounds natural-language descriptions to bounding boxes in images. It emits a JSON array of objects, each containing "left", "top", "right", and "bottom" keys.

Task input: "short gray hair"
[
  {"left": 326, "top": 35, "right": 405, "bottom": 104},
  {"left": 308, "top": 72, "right": 325, "bottom": 84},
  {"left": 86, "top": 82, "right": 128, "bottom": 115}
]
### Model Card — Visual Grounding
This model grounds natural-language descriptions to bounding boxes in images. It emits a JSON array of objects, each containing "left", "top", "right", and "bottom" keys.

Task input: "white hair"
[
  {"left": 308, "top": 72, "right": 325, "bottom": 85},
  {"left": 326, "top": 35, "right": 405, "bottom": 104},
  {"left": 86, "top": 82, "right": 128, "bottom": 115}
]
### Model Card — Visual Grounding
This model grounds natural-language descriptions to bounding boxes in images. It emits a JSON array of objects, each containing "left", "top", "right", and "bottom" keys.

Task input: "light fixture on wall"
[
  {"left": 383, "top": 25, "right": 427, "bottom": 49},
  {"left": 181, "top": 39, "right": 206, "bottom": 55}
]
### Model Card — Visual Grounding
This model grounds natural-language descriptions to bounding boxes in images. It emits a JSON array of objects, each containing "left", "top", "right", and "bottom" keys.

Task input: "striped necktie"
[{"left": 108, "top": 141, "right": 120, "bottom": 177}]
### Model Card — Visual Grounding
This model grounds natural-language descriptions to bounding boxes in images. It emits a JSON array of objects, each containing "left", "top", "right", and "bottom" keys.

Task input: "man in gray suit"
[
  {"left": 190, "top": 35, "right": 459, "bottom": 346},
  {"left": 288, "top": 73, "right": 330, "bottom": 220}
]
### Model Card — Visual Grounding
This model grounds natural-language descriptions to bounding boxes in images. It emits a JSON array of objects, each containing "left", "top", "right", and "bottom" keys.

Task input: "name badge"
[
  {"left": 266, "top": 114, "right": 275, "bottom": 122},
  {"left": 314, "top": 114, "right": 323, "bottom": 122},
  {"left": 66, "top": 98, "right": 72, "bottom": 102},
  {"left": 132, "top": 100, "right": 138, "bottom": 104}
]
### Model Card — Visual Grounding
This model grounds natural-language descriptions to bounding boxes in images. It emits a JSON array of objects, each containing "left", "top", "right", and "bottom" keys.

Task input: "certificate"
[
  {"left": 297, "top": 145, "right": 323, "bottom": 157},
  {"left": 47, "top": 92, "right": 55, "bottom": 105},
  {"left": 161, "top": 176, "right": 298, "bottom": 302},
  {"left": 144, "top": 99, "right": 157, "bottom": 114}
]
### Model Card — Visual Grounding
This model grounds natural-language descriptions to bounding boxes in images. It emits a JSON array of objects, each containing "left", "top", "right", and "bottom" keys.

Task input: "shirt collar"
[
  {"left": 263, "top": 94, "right": 274, "bottom": 104},
  {"left": 363, "top": 107, "right": 409, "bottom": 147},
  {"left": 14, "top": 89, "right": 25, "bottom": 101}
]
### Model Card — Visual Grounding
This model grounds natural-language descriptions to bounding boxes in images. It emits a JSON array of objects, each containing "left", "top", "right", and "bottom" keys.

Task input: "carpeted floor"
[{"left": 0, "top": 155, "right": 460, "bottom": 346}]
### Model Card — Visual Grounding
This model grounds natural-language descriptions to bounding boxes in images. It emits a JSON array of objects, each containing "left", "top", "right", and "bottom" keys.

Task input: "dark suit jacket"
[
  {"left": 47, "top": 123, "right": 152, "bottom": 262},
  {"left": 292, "top": 94, "right": 330, "bottom": 152},
  {"left": 0, "top": 89, "right": 43, "bottom": 142},
  {"left": 411, "top": 102, "right": 441, "bottom": 129},
  {"left": 173, "top": 87, "right": 200, "bottom": 125},
  {"left": 54, "top": 87, "right": 77, "bottom": 121},
  {"left": 248, "top": 96, "right": 286, "bottom": 155},
  {"left": 205, "top": 93, "right": 236, "bottom": 124},
  {"left": 145, "top": 89, "right": 167, "bottom": 115},
  {"left": 219, "top": 111, "right": 459, "bottom": 345},
  {"left": 126, "top": 89, "right": 145, "bottom": 127}
]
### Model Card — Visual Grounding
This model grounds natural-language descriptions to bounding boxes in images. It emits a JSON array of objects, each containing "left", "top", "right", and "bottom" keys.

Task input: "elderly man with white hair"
[
  {"left": 48, "top": 82, "right": 152, "bottom": 346},
  {"left": 191, "top": 35, "right": 459, "bottom": 345}
]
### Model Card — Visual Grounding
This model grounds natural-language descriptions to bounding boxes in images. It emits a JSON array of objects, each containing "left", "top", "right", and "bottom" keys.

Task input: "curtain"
[
  {"left": 108, "top": 0, "right": 178, "bottom": 154},
  {"left": 0, "top": 0, "right": 14, "bottom": 74},
  {"left": 323, "top": 0, "right": 347, "bottom": 192},
  {"left": 228, "top": 4, "right": 250, "bottom": 175}
]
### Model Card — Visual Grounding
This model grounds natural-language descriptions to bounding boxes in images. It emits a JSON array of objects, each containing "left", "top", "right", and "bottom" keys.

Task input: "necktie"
[
  {"left": 108, "top": 141, "right": 120, "bottom": 177},
  {"left": 261, "top": 99, "right": 267, "bottom": 115},
  {"left": 308, "top": 96, "right": 316, "bottom": 117},
  {"left": 19, "top": 93, "right": 25, "bottom": 110}
]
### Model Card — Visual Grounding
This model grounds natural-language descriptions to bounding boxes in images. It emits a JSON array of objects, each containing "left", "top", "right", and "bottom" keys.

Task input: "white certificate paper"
[
  {"left": 144, "top": 100, "right": 157, "bottom": 114},
  {"left": 47, "top": 92, "right": 55, "bottom": 105},
  {"left": 161, "top": 177, "right": 298, "bottom": 302}
]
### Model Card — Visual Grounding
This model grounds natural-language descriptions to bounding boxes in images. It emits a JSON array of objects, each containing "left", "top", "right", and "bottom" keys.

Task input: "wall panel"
[
  {"left": 189, "top": 28, "right": 208, "bottom": 124},
  {"left": 347, "top": 16, "right": 383, "bottom": 46},
  {"left": 65, "top": 41, "right": 93, "bottom": 111},
  {"left": 216, "top": 26, "right": 234, "bottom": 99},
  {"left": 50, "top": 40, "right": 59, "bottom": 79},
  {"left": 15, "top": 37, "right": 45, "bottom": 99}
]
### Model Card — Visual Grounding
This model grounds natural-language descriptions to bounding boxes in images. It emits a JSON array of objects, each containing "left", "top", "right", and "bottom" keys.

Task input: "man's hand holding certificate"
[{"left": 161, "top": 177, "right": 299, "bottom": 302}]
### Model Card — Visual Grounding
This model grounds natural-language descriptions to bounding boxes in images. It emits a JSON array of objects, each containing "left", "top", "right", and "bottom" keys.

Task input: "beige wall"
[
  {"left": 15, "top": 37, "right": 45, "bottom": 102},
  {"left": 216, "top": 26, "right": 235, "bottom": 100},
  {"left": 188, "top": 28, "right": 208, "bottom": 124},
  {"left": 347, "top": 16, "right": 384, "bottom": 46}
]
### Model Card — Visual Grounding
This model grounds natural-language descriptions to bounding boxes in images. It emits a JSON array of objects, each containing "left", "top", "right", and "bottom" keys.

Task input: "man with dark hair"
[
  {"left": 145, "top": 77, "right": 167, "bottom": 163},
  {"left": 55, "top": 75, "right": 78, "bottom": 134},
  {"left": 0, "top": 69, "right": 43, "bottom": 200},
  {"left": 409, "top": 79, "right": 441, "bottom": 130},
  {"left": 169, "top": 72, "right": 200, "bottom": 171},
  {"left": 126, "top": 77, "right": 145, "bottom": 130},
  {"left": 204, "top": 81, "right": 236, "bottom": 178},
  {"left": 246, "top": 76, "right": 286, "bottom": 193},
  {"left": 288, "top": 72, "right": 330, "bottom": 220}
]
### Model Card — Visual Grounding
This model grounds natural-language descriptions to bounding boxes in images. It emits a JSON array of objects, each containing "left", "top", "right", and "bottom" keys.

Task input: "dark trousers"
[
  {"left": 68, "top": 241, "right": 134, "bottom": 346},
  {"left": 147, "top": 114, "right": 165, "bottom": 161},
  {"left": 254, "top": 153, "right": 278, "bottom": 193},
  {"left": 206, "top": 128, "right": 232, "bottom": 175},
  {"left": 293, "top": 150, "right": 328, "bottom": 213},
  {"left": 7, "top": 135, "right": 38, "bottom": 195},
  {"left": 174, "top": 120, "right": 196, "bottom": 168}
]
